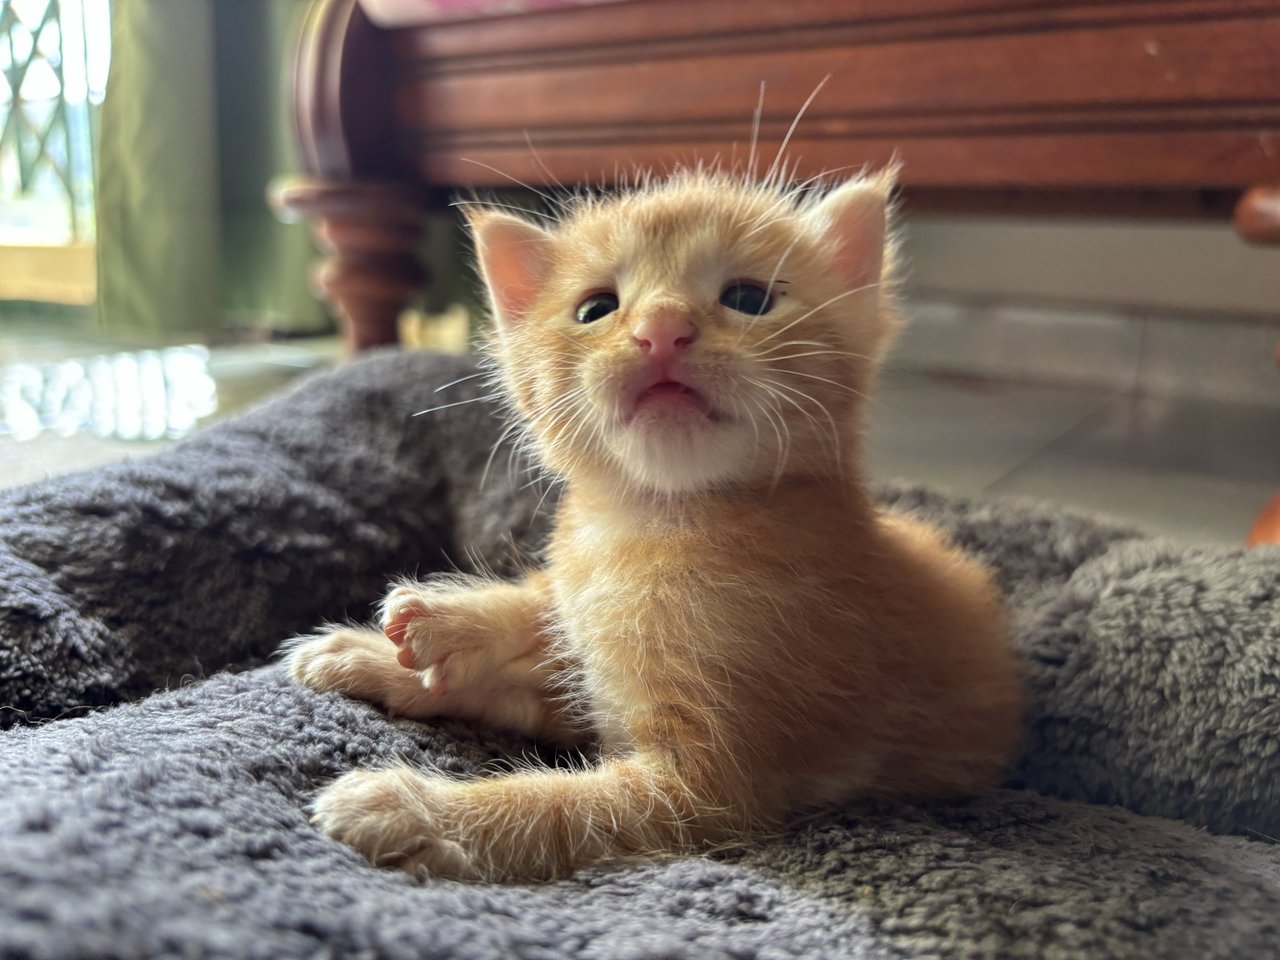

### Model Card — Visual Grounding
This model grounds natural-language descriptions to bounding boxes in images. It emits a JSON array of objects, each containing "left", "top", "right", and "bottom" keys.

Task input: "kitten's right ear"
[
  {"left": 468, "top": 211, "right": 554, "bottom": 328},
  {"left": 806, "top": 168, "right": 895, "bottom": 291}
]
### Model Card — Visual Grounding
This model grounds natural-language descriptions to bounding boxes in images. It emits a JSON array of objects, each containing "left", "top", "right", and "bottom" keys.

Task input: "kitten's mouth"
[{"left": 627, "top": 378, "right": 713, "bottom": 422}]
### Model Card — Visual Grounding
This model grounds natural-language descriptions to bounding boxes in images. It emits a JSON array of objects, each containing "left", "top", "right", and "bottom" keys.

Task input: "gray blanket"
[{"left": 1, "top": 351, "right": 1278, "bottom": 959}]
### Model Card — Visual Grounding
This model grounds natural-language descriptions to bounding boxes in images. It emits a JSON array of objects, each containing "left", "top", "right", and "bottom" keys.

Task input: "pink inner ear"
[
  {"left": 819, "top": 186, "right": 886, "bottom": 291},
  {"left": 474, "top": 215, "right": 552, "bottom": 326}
]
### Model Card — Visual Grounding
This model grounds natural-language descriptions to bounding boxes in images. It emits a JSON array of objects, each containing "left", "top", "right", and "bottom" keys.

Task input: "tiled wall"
[
  {"left": 894, "top": 215, "right": 1280, "bottom": 408},
  {"left": 893, "top": 297, "right": 1280, "bottom": 408}
]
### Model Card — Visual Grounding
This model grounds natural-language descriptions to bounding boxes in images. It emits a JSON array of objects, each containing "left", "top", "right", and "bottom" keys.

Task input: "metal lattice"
[{"left": 0, "top": 0, "right": 110, "bottom": 244}]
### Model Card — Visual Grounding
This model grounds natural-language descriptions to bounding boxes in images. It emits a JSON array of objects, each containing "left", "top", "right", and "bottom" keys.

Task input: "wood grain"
[
  {"left": 397, "top": 19, "right": 1280, "bottom": 127},
  {"left": 404, "top": 131, "right": 1280, "bottom": 191},
  {"left": 375, "top": 2, "right": 1280, "bottom": 192},
  {"left": 375, "top": 0, "right": 1277, "bottom": 61}
]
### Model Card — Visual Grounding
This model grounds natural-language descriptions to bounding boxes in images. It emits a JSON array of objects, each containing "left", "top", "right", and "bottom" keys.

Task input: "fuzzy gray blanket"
[{"left": 1, "top": 351, "right": 1278, "bottom": 959}]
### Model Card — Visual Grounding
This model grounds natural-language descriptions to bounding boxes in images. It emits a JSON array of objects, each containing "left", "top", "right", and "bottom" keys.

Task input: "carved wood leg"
[
  {"left": 271, "top": 179, "right": 428, "bottom": 352},
  {"left": 1234, "top": 187, "right": 1280, "bottom": 546}
]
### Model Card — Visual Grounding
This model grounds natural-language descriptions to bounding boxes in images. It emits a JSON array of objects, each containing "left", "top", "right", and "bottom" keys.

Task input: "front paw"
[
  {"left": 312, "top": 768, "right": 481, "bottom": 881},
  {"left": 285, "top": 628, "right": 396, "bottom": 699},
  {"left": 380, "top": 585, "right": 503, "bottom": 697}
]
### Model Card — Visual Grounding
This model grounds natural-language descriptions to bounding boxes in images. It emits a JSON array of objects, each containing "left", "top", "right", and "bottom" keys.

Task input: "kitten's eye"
[
  {"left": 575, "top": 293, "right": 619, "bottom": 324},
  {"left": 719, "top": 283, "right": 774, "bottom": 316}
]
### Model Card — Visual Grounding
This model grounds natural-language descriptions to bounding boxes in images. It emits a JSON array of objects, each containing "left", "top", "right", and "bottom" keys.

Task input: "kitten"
[{"left": 285, "top": 166, "right": 1023, "bottom": 882}]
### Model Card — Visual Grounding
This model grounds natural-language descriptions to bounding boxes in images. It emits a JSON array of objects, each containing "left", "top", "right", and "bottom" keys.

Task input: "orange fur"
[{"left": 286, "top": 167, "right": 1023, "bottom": 882}]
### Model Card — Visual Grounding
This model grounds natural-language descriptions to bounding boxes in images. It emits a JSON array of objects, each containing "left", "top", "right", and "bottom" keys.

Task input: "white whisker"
[
  {"left": 481, "top": 419, "right": 526, "bottom": 490},
  {"left": 746, "top": 81, "right": 766, "bottom": 179},
  {"left": 433, "top": 372, "right": 489, "bottom": 393},
  {"left": 450, "top": 199, "right": 559, "bottom": 223},
  {"left": 766, "top": 75, "right": 828, "bottom": 188},
  {"left": 524, "top": 130, "right": 571, "bottom": 196},
  {"left": 763, "top": 367, "right": 868, "bottom": 400},
  {"left": 412, "top": 393, "right": 503, "bottom": 416},
  {"left": 459, "top": 157, "right": 570, "bottom": 212},
  {"left": 754, "top": 282, "right": 882, "bottom": 347}
]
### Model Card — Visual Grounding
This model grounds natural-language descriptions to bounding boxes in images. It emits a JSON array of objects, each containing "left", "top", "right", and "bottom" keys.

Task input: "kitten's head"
[{"left": 469, "top": 168, "right": 900, "bottom": 496}]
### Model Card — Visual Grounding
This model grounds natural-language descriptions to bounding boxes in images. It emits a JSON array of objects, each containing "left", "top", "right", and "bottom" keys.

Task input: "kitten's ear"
[
  {"left": 468, "top": 211, "right": 554, "bottom": 328},
  {"left": 808, "top": 169, "right": 894, "bottom": 290}
]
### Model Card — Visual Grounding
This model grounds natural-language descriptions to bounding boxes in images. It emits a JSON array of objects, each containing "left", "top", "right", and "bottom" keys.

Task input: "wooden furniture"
[
  {"left": 272, "top": 0, "right": 1280, "bottom": 347},
  {"left": 270, "top": 0, "right": 1280, "bottom": 538}
]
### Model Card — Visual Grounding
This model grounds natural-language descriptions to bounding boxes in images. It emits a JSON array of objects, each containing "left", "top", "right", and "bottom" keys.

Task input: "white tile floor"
[
  {"left": 2, "top": 321, "right": 1275, "bottom": 548},
  {"left": 866, "top": 372, "right": 1278, "bottom": 546}
]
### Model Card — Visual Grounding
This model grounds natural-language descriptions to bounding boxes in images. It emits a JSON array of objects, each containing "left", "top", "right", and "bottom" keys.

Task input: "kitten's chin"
[{"left": 611, "top": 416, "right": 755, "bottom": 495}]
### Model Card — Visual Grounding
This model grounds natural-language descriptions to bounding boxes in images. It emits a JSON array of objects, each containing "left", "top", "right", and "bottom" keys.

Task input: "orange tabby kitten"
[{"left": 285, "top": 167, "right": 1023, "bottom": 882}]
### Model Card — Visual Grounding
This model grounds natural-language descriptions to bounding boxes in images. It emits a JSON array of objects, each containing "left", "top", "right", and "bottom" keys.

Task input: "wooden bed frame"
[{"left": 269, "top": 0, "right": 1280, "bottom": 539}]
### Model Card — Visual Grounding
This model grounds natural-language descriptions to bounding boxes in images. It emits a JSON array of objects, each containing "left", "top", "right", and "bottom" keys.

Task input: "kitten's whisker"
[
  {"left": 740, "top": 196, "right": 795, "bottom": 238},
  {"left": 481, "top": 419, "right": 526, "bottom": 490},
  {"left": 459, "top": 157, "right": 570, "bottom": 211},
  {"left": 559, "top": 398, "right": 598, "bottom": 457},
  {"left": 733, "top": 233, "right": 804, "bottom": 350},
  {"left": 754, "top": 282, "right": 882, "bottom": 347},
  {"left": 747, "top": 391, "right": 791, "bottom": 488},
  {"left": 765, "top": 75, "right": 829, "bottom": 187},
  {"left": 736, "top": 392, "right": 763, "bottom": 453},
  {"left": 763, "top": 235, "right": 801, "bottom": 298},
  {"left": 741, "top": 214, "right": 784, "bottom": 239},
  {"left": 792, "top": 163, "right": 863, "bottom": 195},
  {"left": 762, "top": 367, "right": 869, "bottom": 400},
  {"left": 523, "top": 130, "right": 571, "bottom": 196},
  {"left": 412, "top": 393, "right": 503, "bottom": 416},
  {"left": 433, "top": 371, "right": 489, "bottom": 393},
  {"left": 751, "top": 338, "right": 867, "bottom": 356},
  {"left": 753, "top": 349, "right": 869, "bottom": 364},
  {"left": 750, "top": 377, "right": 823, "bottom": 434},
  {"left": 755, "top": 375, "right": 845, "bottom": 466},
  {"left": 746, "top": 81, "right": 766, "bottom": 180},
  {"left": 450, "top": 199, "right": 559, "bottom": 223}
]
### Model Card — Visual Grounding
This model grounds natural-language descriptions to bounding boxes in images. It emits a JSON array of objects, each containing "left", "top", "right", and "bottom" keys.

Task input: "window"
[{"left": 1, "top": 0, "right": 111, "bottom": 303}]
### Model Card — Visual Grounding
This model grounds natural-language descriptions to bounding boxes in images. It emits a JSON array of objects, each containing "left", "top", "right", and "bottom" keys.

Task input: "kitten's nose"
[{"left": 631, "top": 309, "right": 698, "bottom": 363}]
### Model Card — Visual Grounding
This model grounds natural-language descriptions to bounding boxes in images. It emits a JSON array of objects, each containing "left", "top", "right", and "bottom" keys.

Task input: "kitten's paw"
[
  {"left": 312, "top": 768, "right": 481, "bottom": 881},
  {"left": 285, "top": 627, "right": 396, "bottom": 699},
  {"left": 284, "top": 627, "right": 443, "bottom": 718},
  {"left": 381, "top": 586, "right": 507, "bottom": 697}
]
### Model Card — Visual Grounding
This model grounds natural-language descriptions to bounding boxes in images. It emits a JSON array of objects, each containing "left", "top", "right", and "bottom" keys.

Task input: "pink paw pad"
[
  {"left": 381, "top": 604, "right": 432, "bottom": 650},
  {"left": 382, "top": 601, "right": 452, "bottom": 693},
  {"left": 421, "top": 655, "right": 451, "bottom": 696},
  {"left": 384, "top": 619, "right": 410, "bottom": 646},
  {"left": 383, "top": 602, "right": 431, "bottom": 666}
]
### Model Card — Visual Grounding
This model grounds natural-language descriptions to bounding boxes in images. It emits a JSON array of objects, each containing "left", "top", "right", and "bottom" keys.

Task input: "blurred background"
[{"left": 2, "top": 0, "right": 1278, "bottom": 545}]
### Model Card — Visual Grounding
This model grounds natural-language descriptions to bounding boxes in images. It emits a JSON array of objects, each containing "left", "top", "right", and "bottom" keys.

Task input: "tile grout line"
[{"left": 978, "top": 395, "right": 1122, "bottom": 495}]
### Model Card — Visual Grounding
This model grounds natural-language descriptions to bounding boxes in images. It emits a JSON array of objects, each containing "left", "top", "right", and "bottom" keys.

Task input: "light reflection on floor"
[{"left": 0, "top": 345, "right": 218, "bottom": 442}]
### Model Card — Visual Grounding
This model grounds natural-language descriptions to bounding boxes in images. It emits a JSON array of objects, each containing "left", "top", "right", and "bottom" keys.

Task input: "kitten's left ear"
[
  {"left": 808, "top": 168, "right": 895, "bottom": 291},
  {"left": 467, "top": 210, "right": 554, "bottom": 329}
]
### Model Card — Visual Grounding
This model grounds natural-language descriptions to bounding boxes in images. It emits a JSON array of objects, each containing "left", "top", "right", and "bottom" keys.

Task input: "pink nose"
[{"left": 631, "top": 310, "right": 697, "bottom": 362}]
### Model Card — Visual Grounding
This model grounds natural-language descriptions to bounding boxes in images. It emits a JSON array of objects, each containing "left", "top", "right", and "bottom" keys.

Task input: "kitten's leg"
[
  {"left": 286, "top": 575, "right": 579, "bottom": 744},
  {"left": 312, "top": 750, "right": 731, "bottom": 882}
]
